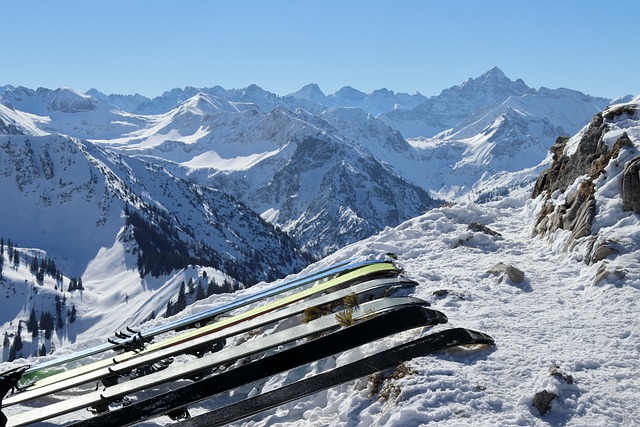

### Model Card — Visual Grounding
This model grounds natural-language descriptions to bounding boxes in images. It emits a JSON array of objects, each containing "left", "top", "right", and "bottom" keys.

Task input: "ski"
[
  {"left": 4, "top": 277, "right": 416, "bottom": 406},
  {"left": 20, "top": 261, "right": 399, "bottom": 388},
  {"left": 24, "top": 258, "right": 386, "bottom": 376},
  {"left": 9, "top": 302, "right": 445, "bottom": 426},
  {"left": 177, "top": 328, "right": 495, "bottom": 427}
]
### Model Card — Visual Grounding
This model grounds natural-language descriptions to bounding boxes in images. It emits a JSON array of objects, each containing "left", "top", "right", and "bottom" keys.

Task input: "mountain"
[
  {"left": 0, "top": 130, "right": 309, "bottom": 362},
  {"left": 112, "top": 102, "right": 438, "bottom": 257},
  {"left": 328, "top": 86, "right": 368, "bottom": 103},
  {"left": 286, "top": 83, "right": 326, "bottom": 102},
  {"left": 0, "top": 103, "right": 47, "bottom": 136},
  {"left": 0, "top": 134, "right": 307, "bottom": 282},
  {"left": 381, "top": 66, "right": 536, "bottom": 137},
  {"left": 85, "top": 88, "right": 151, "bottom": 114},
  {"left": 0, "top": 67, "right": 625, "bottom": 265},
  {"left": 1, "top": 67, "right": 616, "bottom": 255}
]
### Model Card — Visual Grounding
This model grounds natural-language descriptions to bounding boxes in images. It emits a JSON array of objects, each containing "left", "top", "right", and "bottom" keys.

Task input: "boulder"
[
  {"left": 488, "top": 262, "right": 525, "bottom": 283},
  {"left": 532, "top": 390, "right": 557, "bottom": 416}
]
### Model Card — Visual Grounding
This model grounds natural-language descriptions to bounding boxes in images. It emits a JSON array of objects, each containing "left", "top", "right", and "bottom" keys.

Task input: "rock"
[
  {"left": 593, "top": 263, "right": 627, "bottom": 286},
  {"left": 532, "top": 390, "right": 557, "bottom": 416},
  {"left": 590, "top": 241, "right": 618, "bottom": 263},
  {"left": 622, "top": 156, "right": 640, "bottom": 213},
  {"left": 488, "top": 262, "right": 525, "bottom": 283},
  {"left": 468, "top": 221, "right": 502, "bottom": 237},
  {"left": 549, "top": 363, "right": 574, "bottom": 385}
]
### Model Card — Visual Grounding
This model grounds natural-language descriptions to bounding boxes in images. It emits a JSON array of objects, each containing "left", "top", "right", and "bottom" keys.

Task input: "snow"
[
  {"left": 219, "top": 193, "right": 637, "bottom": 427},
  {"left": 4, "top": 183, "right": 639, "bottom": 426},
  {"left": 183, "top": 146, "right": 285, "bottom": 171}
]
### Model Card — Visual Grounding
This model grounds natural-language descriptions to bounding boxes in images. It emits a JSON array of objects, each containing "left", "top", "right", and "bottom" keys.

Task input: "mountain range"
[{"left": 0, "top": 67, "right": 633, "bottom": 359}]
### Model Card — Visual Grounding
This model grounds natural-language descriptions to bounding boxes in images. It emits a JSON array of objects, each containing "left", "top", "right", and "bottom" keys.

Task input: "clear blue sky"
[{"left": 2, "top": 0, "right": 638, "bottom": 99}]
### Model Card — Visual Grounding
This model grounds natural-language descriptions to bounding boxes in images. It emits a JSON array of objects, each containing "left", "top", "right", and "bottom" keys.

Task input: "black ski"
[{"left": 176, "top": 328, "right": 494, "bottom": 427}]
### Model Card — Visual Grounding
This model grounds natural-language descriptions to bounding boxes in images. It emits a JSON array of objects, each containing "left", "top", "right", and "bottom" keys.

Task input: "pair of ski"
[
  {"left": 8, "top": 296, "right": 449, "bottom": 426},
  {"left": 22, "top": 257, "right": 387, "bottom": 377},
  {"left": 65, "top": 307, "right": 494, "bottom": 427},
  {"left": 4, "top": 274, "right": 415, "bottom": 407},
  {"left": 16, "top": 260, "right": 399, "bottom": 391}
]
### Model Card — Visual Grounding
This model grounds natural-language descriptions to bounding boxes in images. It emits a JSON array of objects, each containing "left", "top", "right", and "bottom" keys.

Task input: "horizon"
[{"left": 2, "top": 1, "right": 639, "bottom": 99}]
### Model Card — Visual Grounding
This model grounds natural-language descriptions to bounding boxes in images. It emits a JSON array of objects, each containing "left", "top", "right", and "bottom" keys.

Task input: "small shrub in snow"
[
  {"left": 342, "top": 292, "right": 360, "bottom": 309},
  {"left": 369, "top": 362, "right": 416, "bottom": 401},
  {"left": 335, "top": 309, "right": 355, "bottom": 327},
  {"left": 302, "top": 305, "right": 331, "bottom": 324}
]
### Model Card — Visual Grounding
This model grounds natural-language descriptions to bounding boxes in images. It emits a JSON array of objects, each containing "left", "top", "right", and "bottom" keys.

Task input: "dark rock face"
[{"left": 622, "top": 156, "right": 640, "bottom": 213}]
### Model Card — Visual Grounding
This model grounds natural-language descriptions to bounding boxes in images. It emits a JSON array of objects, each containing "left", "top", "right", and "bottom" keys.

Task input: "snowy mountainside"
[
  {"left": 0, "top": 103, "right": 47, "bottom": 136},
  {"left": 88, "top": 82, "right": 427, "bottom": 117},
  {"left": 0, "top": 86, "right": 151, "bottom": 140},
  {"left": 398, "top": 83, "right": 611, "bottom": 202},
  {"left": 0, "top": 131, "right": 308, "bottom": 362},
  {"left": 381, "top": 66, "right": 533, "bottom": 138},
  {"left": 0, "top": 240, "right": 236, "bottom": 364},
  {"left": 131, "top": 107, "right": 435, "bottom": 255},
  {"left": 2, "top": 68, "right": 616, "bottom": 212},
  {"left": 0, "top": 67, "right": 624, "bottom": 260},
  {"left": 248, "top": 135, "right": 437, "bottom": 256},
  {"left": 107, "top": 101, "right": 438, "bottom": 257},
  {"left": 0, "top": 133, "right": 307, "bottom": 282}
]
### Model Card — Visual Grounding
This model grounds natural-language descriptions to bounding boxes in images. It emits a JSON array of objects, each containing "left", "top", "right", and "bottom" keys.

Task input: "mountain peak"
[
  {"left": 287, "top": 83, "right": 326, "bottom": 101},
  {"left": 330, "top": 86, "right": 367, "bottom": 101},
  {"left": 453, "top": 67, "right": 531, "bottom": 101},
  {"left": 483, "top": 66, "right": 508, "bottom": 80}
]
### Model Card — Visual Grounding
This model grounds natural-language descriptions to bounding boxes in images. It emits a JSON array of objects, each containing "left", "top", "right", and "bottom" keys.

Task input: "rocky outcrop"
[
  {"left": 532, "top": 108, "right": 636, "bottom": 250},
  {"left": 532, "top": 111, "right": 610, "bottom": 200}
]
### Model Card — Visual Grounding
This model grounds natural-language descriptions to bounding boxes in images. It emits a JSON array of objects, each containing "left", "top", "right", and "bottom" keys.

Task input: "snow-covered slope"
[
  {"left": 103, "top": 101, "right": 438, "bottom": 257},
  {"left": 0, "top": 86, "right": 150, "bottom": 139},
  {"left": 0, "top": 134, "right": 307, "bottom": 282},
  {"left": 381, "top": 67, "right": 532, "bottom": 138},
  {"left": 2, "top": 68, "right": 615, "bottom": 212},
  {"left": 0, "top": 103, "right": 48, "bottom": 136},
  {"left": 0, "top": 131, "right": 309, "bottom": 362}
]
